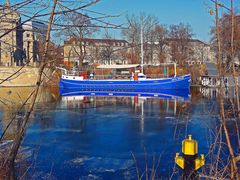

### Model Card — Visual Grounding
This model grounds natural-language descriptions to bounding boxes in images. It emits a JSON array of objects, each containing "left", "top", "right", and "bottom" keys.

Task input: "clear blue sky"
[
  {"left": 88, "top": 0, "right": 219, "bottom": 43},
  {"left": 1, "top": 0, "right": 235, "bottom": 43}
]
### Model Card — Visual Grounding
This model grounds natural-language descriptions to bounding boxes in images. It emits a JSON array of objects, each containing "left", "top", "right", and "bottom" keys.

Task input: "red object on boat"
[
  {"left": 134, "top": 73, "right": 138, "bottom": 81},
  {"left": 80, "top": 72, "right": 87, "bottom": 79}
]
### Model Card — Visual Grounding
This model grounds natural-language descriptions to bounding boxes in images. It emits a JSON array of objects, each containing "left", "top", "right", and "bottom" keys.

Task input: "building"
[
  {"left": 64, "top": 37, "right": 130, "bottom": 67},
  {"left": 0, "top": 1, "right": 47, "bottom": 67},
  {"left": 22, "top": 20, "right": 48, "bottom": 66},
  {"left": 149, "top": 39, "right": 215, "bottom": 66},
  {"left": 64, "top": 36, "right": 216, "bottom": 68},
  {"left": 201, "top": 62, "right": 240, "bottom": 88},
  {"left": 201, "top": 62, "right": 219, "bottom": 87},
  {"left": 0, "top": 0, "right": 23, "bottom": 66},
  {"left": 184, "top": 39, "right": 215, "bottom": 65}
]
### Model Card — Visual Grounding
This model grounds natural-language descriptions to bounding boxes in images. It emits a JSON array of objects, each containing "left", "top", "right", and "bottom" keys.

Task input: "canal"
[{"left": 0, "top": 87, "right": 239, "bottom": 179}]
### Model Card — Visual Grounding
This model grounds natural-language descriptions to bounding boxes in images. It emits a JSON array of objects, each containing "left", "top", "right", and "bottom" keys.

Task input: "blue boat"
[{"left": 58, "top": 64, "right": 191, "bottom": 94}]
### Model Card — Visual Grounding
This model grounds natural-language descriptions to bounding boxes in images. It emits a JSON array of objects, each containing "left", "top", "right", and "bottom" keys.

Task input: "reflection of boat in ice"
[
  {"left": 59, "top": 88, "right": 190, "bottom": 101},
  {"left": 61, "top": 95, "right": 85, "bottom": 101}
]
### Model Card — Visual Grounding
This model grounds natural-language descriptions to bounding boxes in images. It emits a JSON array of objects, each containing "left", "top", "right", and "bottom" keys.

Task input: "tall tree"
[
  {"left": 211, "top": 13, "right": 240, "bottom": 70},
  {"left": 142, "top": 14, "right": 159, "bottom": 64},
  {"left": 168, "top": 23, "right": 193, "bottom": 65},
  {"left": 122, "top": 14, "right": 141, "bottom": 64},
  {"left": 99, "top": 31, "right": 115, "bottom": 65},
  {"left": 122, "top": 13, "right": 159, "bottom": 64},
  {"left": 58, "top": 12, "right": 98, "bottom": 69},
  {"left": 150, "top": 24, "right": 168, "bottom": 64}
]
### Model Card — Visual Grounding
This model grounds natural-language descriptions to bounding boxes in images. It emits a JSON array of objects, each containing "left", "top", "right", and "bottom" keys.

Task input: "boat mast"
[{"left": 141, "top": 24, "right": 144, "bottom": 73}]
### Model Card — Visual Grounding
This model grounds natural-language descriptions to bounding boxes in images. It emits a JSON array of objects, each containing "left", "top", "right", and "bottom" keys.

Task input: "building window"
[{"left": 26, "top": 34, "right": 30, "bottom": 38}]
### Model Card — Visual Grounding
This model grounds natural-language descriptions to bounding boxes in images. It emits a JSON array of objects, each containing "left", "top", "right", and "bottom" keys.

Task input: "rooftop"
[{"left": 64, "top": 37, "right": 128, "bottom": 45}]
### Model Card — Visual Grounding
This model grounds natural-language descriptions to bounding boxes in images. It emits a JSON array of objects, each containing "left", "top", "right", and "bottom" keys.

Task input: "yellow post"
[
  {"left": 175, "top": 153, "right": 184, "bottom": 169},
  {"left": 182, "top": 135, "right": 198, "bottom": 156},
  {"left": 175, "top": 135, "right": 205, "bottom": 171}
]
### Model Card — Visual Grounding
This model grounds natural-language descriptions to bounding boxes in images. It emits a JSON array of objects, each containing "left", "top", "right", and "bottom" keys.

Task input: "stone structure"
[
  {"left": 0, "top": 67, "right": 51, "bottom": 86},
  {"left": 22, "top": 20, "right": 48, "bottom": 66},
  {"left": 64, "top": 38, "right": 129, "bottom": 67},
  {"left": 0, "top": 1, "right": 47, "bottom": 67},
  {"left": 0, "top": 0, "right": 23, "bottom": 66}
]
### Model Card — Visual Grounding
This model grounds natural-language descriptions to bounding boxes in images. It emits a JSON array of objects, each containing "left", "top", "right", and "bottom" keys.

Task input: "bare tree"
[
  {"left": 168, "top": 23, "right": 193, "bottom": 65},
  {"left": 211, "top": 13, "right": 240, "bottom": 70},
  {"left": 150, "top": 24, "right": 168, "bottom": 64},
  {"left": 141, "top": 14, "right": 159, "bottom": 64},
  {"left": 122, "top": 13, "right": 159, "bottom": 65},
  {"left": 0, "top": 0, "right": 104, "bottom": 179},
  {"left": 210, "top": 0, "right": 239, "bottom": 179},
  {"left": 122, "top": 14, "right": 141, "bottom": 64},
  {"left": 99, "top": 31, "right": 115, "bottom": 65},
  {"left": 57, "top": 12, "right": 98, "bottom": 69}
]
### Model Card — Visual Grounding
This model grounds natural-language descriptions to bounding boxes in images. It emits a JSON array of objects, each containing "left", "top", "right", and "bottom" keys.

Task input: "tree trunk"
[
  {"left": 2, "top": 1, "right": 58, "bottom": 179},
  {"left": 230, "top": 0, "right": 240, "bottom": 120},
  {"left": 215, "top": 1, "right": 238, "bottom": 179}
]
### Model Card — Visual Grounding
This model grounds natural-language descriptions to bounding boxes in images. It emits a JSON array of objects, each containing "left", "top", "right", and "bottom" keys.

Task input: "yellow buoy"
[
  {"left": 175, "top": 135, "right": 205, "bottom": 170},
  {"left": 182, "top": 135, "right": 198, "bottom": 156}
]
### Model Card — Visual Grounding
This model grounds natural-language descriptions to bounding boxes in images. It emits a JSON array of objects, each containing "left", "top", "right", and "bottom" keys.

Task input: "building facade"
[
  {"left": 148, "top": 39, "right": 215, "bottom": 66},
  {"left": 0, "top": 0, "right": 23, "bottom": 66},
  {"left": 64, "top": 38, "right": 130, "bottom": 67},
  {"left": 22, "top": 20, "right": 48, "bottom": 66},
  {"left": 64, "top": 38, "right": 215, "bottom": 67},
  {"left": 184, "top": 39, "right": 215, "bottom": 65},
  {"left": 0, "top": 1, "right": 48, "bottom": 67}
]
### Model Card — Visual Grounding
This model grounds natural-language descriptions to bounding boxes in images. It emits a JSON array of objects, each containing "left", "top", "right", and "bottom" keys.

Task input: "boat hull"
[{"left": 59, "top": 74, "right": 191, "bottom": 94}]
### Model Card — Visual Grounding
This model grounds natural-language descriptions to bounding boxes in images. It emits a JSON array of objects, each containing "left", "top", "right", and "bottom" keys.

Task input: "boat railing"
[
  {"left": 56, "top": 67, "right": 68, "bottom": 75},
  {"left": 88, "top": 74, "right": 169, "bottom": 80},
  {"left": 57, "top": 67, "right": 174, "bottom": 80},
  {"left": 146, "top": 74, "right": 169, "bottom": 78},
  {"left": 89, "top": 75, "right": 132, "bottom": 80},
  {"left": 57, "top": 67, "right": 85, "bottom": 76}
]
